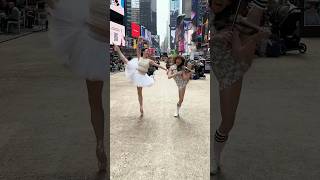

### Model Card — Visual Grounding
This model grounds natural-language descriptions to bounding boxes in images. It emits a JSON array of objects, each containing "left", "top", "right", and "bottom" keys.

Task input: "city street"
[
  {"left": 1, "top": 31, "right": 320, "bottom": 180},
  {"left": 110, "top": 65, "right": 210, "bottom": 179},
  {"left": 211, "top": 38, "right": 320, "bottom": 180}
]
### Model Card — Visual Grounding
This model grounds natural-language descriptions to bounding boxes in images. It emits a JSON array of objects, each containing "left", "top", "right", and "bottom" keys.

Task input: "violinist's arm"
[
  {"left": 246, "top": 0, "right": 268, "bottom": 26},
  {"left": 182, "top": 71, "right": 192, "bottom": 80},
  {"left": 231, "top": 29, "right": 261, "bottom": 62}
]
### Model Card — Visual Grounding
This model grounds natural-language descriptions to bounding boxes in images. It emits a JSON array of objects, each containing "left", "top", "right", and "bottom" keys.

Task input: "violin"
[
  {"left": 214, "top": 15, "right": 263, "bottom": 35},
  {"left": 230, "top": 15, "right": 263, "bottom": 35}
]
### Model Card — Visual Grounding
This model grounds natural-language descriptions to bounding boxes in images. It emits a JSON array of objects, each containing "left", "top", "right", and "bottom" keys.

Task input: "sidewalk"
[{"left": 0, "top": 26, "right": 46, "bottom": 43}]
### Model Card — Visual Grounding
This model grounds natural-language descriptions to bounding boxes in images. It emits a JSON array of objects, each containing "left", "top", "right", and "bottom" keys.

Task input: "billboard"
[
  {"left": 110, "top": 21, "right": 125, "bottom": 46},
  {"left": 141, "top": 26, "right": 146, "bottom": 38},
  {"left": 110, "top": 0, "right": 125, "bottom": 16},
  {"left": 145, "top": 29, "right": 149, "bottom": 41},
  {"left": 144, "top": 29, "right": 152, "bottom": 42},
  {"left": 191, "top": 0, "right": 198, "bottom": 26},
  {"left": 131, "top": 22, "right": 140, "bottom": 38}
]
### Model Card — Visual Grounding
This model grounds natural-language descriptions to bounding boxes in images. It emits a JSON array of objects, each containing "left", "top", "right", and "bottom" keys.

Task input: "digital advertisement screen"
[
  {"left": 131, "top": 22, "right": 141, "bottom": 38},
  {"left": 145, "top": 29, "right": 150, "bottom": 42},
  {"left": 110, "top": 21, "right": 126, "bottom": 46},
  {"left": 110, "top": 0, "right": 125, "bottom": 16},
  {"left": 141, "top": 26, "right": 146, "bottom": 38}
]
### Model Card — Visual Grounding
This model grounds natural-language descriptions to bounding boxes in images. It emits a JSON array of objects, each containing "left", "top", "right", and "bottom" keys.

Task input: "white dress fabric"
[
  {"left": 48, "top": 0, "right": 108, "bottom": 81},
  {"left": 125, "top": 58, "right": 154, "bottom": 87}
]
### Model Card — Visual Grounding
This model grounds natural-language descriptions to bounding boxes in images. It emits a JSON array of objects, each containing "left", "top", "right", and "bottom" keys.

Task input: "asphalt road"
[
  {"left": 211, "top": 38, "right": 320, "bottom": 180},
  {"left": 110, "top": 64, "right": 210, "bottom": 180},
  {"left": 1, "top": 31, "right": 319, "bottom": 180},
  {"left": 0, "top": 32, "right": 108, "bottom": 180}
]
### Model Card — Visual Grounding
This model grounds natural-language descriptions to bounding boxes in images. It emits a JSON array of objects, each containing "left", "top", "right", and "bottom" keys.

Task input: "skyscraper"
[
  {"left": 140, "top": 0, "right": 152, "bottom": 33},
  {"left": 182, "top": 0, "right": 192, "bottom": 19},
  {"left": 151, "top": 0, "right": 157, "bottom": 35},
  {"left": 125, "top": 0, "right": 132, "bottom": 37},
  {"left": 169, "top": 0, "right": 181, "bottom": 49},
  {"left": 131, "top": 0, "right": 141, "bottom": 24}
]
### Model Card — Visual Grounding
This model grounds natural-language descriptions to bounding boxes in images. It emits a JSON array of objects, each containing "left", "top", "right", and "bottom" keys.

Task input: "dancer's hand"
[
  {"left": 176, "top": 71, "right": 183, "bottom": 76},
  {"left": 113, "top": 44, "right": 120, "bottom": 52}
]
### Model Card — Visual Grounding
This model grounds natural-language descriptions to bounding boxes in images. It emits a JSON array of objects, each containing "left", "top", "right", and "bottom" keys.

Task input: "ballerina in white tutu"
[
  {"left": 48, "top": 0, "right": 108, "bottom": 173},
  {"left": 113, "top": 38, "right": 167, "bottom": 116}
]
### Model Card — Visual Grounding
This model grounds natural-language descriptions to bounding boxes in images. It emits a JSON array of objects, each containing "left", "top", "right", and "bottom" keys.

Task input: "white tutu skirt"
[
  {"left": 48, "top": 0, "right": 108, "bottom": 81},
  {"left": 125, "top": 58, "right": 154, "bottom": 87}
]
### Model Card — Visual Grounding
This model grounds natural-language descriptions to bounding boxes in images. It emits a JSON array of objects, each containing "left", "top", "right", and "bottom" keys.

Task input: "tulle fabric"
[
  {"left": 48, "top": 0, "right": 108, "bottom": 81},
  {"left": 125, "top": 58, "right": 154, "bottom": 87}
]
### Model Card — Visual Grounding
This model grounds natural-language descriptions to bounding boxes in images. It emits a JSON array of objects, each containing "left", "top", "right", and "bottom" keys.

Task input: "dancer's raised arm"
[
  {"left": 149, "top": 60, "right": 167, "bottom": 71},
  {"left": 167, "top": 67, "right": 183, "bottom": 79},
  {"left": 113, "top": 44, "right": 129, "bottom": 64},
  {"left": 182, "top": 65, "right": 194, "bottom": 80},
  {"left": 136, "top": 37, "right": 143, "bottom": 59}
]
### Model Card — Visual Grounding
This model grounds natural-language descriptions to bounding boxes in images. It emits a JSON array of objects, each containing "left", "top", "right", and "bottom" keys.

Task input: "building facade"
[{"left": 169, "top": 0, "right": 181, "bottom": 49}]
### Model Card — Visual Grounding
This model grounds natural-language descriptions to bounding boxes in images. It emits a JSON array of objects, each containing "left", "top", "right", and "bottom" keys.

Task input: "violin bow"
[{"left": 232, "top": 0, "right": 243, "bottom": 31}]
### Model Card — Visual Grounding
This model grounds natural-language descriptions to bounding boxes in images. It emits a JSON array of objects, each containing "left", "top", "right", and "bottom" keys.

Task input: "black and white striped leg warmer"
[
  {"left": 215, "top": 130, "right": 228, "bottom": 143},
  {"left": 252, "top": 0, "right": 268, "bottom": 10},
  {"left": 213, "top": 130, "right": 228, "bottom": 165}
]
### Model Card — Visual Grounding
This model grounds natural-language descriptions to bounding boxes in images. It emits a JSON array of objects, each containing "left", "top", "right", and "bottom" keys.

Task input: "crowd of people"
[{"left": 0, "top": 0, "right": 47, "bottom": 33}]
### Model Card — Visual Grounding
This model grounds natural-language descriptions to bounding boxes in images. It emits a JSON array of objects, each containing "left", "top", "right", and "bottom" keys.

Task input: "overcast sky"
[{"left": 157, "top": 0, "right": 170, "bottom": 44}]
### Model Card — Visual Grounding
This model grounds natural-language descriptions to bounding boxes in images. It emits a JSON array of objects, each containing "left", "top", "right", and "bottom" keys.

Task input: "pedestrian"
[
  {"left": 113, "top": 37, "right": 167, "bottom": 117},
  {"left": 167, "top": 55, "right": 194, "bottom": 117},
  {"left": 209, "top": 0, "right": 270, "bottom": 175},
  {"left": 47, "top": 0, "right": 108, "bottom": 173}
]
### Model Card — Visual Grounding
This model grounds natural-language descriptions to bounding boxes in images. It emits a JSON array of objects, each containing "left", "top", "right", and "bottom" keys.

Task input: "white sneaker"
[
  {"left": 174, "top": 104, "right": 180, "bottom": 117},
  {"left": 210, "top": 159, "right": 221, "bottom": 176}
]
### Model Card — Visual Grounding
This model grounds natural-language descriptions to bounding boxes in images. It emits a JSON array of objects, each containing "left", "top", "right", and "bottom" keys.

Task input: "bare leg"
[
  {"left": 219, "top": 79, "right": 243, "bottom": 134},
  {"left": 175, "top": 87, "right": 186, "bottom": 117},
  {"left": 137, "top": 87, "right": 143, "bottom": 116},
  {"left": 86, "top": 80, "right": 106, "bottom": 172},
  {"left": 211, "top": 79, "right": 243, "bottom": 175},
  {"left": 178, "top": 87, "right": 186, "bottom": 106}
]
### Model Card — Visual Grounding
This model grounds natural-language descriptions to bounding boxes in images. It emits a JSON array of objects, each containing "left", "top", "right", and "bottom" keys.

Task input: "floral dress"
[
  {"left": 170, "top": 65, "right": 189, "bottom": 89},
  {"left": 209, "top": 12, "right": 250, "bottom": 90}
]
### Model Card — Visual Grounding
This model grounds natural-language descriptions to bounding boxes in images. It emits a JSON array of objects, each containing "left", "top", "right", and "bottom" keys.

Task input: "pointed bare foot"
[
  {"left": 140, "top": 106, "right": 144, "bottom": 117},
  {"left": 96, "top": 143, "right": 107, "bottom": 172}
]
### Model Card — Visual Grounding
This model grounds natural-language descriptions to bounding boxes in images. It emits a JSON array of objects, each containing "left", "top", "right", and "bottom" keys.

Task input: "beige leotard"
[{"left": 137, "top": 58, "right": 150, "bottom": 74}]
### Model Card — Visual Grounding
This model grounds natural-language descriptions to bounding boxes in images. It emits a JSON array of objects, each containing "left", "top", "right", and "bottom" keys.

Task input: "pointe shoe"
[
  {"left": 96, "top": 143, "right": 107, "bottom": 172},
  {"left": 210, "top": 159, "right": 221, "bottom": 176}
]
